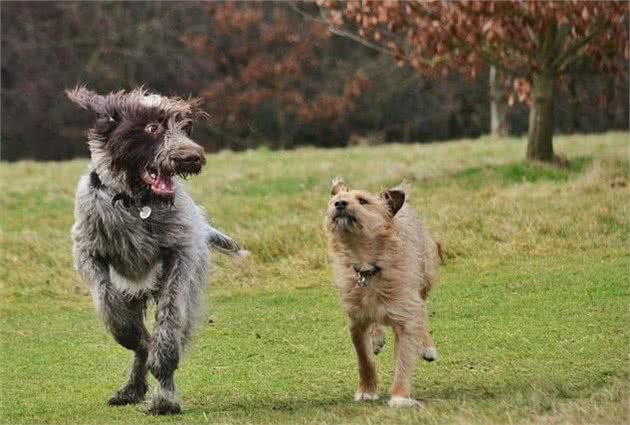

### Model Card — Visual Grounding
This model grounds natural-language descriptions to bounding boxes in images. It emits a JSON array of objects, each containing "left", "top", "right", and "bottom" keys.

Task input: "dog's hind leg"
[
  {"left": 369, "top": 323, "right": 386, "bottom": 355},
  {"left": 418, "top": 304, "right": 438, "bottom": 362},
  {"left": 101, "top": 292, "right": 150, "bottom": 405}
]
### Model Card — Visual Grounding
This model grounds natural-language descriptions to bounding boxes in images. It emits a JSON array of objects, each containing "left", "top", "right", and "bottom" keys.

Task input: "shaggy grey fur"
[{"left": 67, "top": 86, "right": 244, "bottom": 415}]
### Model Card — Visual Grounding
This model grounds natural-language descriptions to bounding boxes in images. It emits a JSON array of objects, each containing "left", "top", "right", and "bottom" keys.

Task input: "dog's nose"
[
  {"left": 180, "top": 153, "right": 203, "bottom": 166},
  {"left": 335, "top": 200, "right": 348, "bottom": 210},
  {"left": 174, "top": 145, "right": 206, "bottom": 167}
]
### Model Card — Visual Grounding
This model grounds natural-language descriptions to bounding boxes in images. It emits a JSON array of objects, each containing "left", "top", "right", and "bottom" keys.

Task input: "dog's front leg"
[
  {"left": 74, "top": 247, "right": 150, "bottom": 405},
  {"left": 349, "top": 320, "right": 379, "bottom": 401},
  {"left": 147, "top": 251, "right": 194, "bottom": 415},
  {"left": 389, "top": 322, "right": 421, "bottom": 407}
]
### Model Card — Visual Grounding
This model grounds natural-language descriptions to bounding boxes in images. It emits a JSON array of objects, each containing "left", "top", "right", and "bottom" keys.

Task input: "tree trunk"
[
  {"left": 276, "top": 97, "right": 287, "bottom": 149},
  {"left": 526, "top": 72, "right": 555, "bottom": 162},
  {"left": 489, "top": 65, "right": 509, "bottom": 137},
  {"left": 274, "top": 79, "right": 288, "bottom": 149}
]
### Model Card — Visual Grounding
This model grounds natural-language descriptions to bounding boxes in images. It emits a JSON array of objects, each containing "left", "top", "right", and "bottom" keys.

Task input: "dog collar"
[
  {"left": 90, "top": 171, "right": 152, "bottom": 219},
  {"left": 352, "top": 264, "right": 382, "bottom": 287}
]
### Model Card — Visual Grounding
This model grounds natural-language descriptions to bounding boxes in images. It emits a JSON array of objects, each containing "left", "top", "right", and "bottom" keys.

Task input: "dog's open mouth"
[{"left": 141, "top": 167, "right": 175, "bottom": 197}]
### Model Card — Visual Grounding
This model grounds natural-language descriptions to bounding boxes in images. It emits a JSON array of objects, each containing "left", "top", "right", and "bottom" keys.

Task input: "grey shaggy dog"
[{"left": 67, "top": 86, "right": 245, "bottom": 415}]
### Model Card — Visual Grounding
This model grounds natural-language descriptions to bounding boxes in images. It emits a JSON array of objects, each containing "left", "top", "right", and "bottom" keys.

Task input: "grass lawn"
[{"left": 1, "top": 132, "right": 628, "bottom": 424}]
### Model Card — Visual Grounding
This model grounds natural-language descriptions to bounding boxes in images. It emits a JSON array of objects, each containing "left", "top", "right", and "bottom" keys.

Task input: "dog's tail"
[{"left": 207, "top": 226, "right": 250, "bottom": 258}]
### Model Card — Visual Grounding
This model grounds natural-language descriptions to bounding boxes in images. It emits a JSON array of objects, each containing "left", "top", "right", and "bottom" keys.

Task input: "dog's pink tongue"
[{"left": 152, "top": 175, "right": 174, "bottom": 194}]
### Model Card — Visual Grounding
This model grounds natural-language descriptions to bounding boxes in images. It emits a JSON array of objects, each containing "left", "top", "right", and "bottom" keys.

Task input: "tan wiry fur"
[{"left": 325, "top": 177, "right": 440, "bottom": 407}]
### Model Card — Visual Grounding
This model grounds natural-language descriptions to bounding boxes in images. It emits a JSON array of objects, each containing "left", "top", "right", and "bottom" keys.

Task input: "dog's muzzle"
[
  {"left": 141, "top": 141, "right": 206, "bottom": 198},
  {"left": 331, "top": 212, "right": 357, "bottom": 231},
  {"left": 171, "top": 144, "right": 206, "bottom": 175}
]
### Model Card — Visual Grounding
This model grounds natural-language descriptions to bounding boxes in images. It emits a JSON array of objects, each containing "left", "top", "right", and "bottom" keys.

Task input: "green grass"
[{"left": 1, "top": 132, "right": 629, "bottom": 424}]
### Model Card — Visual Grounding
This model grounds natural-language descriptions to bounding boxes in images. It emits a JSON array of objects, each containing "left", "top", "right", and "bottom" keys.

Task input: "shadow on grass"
[
  {"left": 185, "top": 394, "right": 353, "bottom": 416},
  {"left": 182, "top": 373, "right": 626, "bottom": 418},
  {"left": 420, "top": 379, "right": 605, "bottom": 403}
]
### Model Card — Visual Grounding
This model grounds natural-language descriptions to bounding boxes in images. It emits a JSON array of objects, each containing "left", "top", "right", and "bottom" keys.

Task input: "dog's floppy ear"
[
  {"left": 65, "top": 86, "right": 106, "bottom": 115},
  {"left": 186, "top": 97, "right": 211, "bottom": 122},
  {"left": 330, "top": 177, "right": 348, "bottom": 196},
  {"left": 381, "top": 189, "right": 405, "bottom": 216}
]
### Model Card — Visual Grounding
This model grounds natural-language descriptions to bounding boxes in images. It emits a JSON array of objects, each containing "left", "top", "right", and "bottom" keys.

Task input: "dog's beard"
[{"left": 330, "top": 213, "right": 358, "bottom": 233}]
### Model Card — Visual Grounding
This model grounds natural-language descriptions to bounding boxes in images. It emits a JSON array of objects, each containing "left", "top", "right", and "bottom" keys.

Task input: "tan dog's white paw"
[
  {"left": 354, "top": 391, "right": 380, "bottom": 402},
  {"left": 422, "top": 347, "right": 438, "bottom": 362},
  {"left": 388, "top": 396, "right": 422, "bottom": 408}
]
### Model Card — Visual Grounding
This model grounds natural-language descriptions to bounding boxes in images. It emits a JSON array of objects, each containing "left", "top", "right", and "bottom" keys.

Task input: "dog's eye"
[
  {"left": 145, "top": 123, "right": 160, "bottom": 135},
  {"left": 183, "top": 122, "right": 193, "bottom": 136},
  {"left": 358, "top": 197, "right": 369, "bottom": 205}
]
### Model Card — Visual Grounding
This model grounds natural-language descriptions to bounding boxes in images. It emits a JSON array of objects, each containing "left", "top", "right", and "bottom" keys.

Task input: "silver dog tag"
[{"left": 139, "top": 206, "right": 152, "bottom": 219}]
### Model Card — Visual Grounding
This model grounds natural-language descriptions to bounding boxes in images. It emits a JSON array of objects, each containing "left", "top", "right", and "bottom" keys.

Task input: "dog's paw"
[
  {"left": 388, "top": 396, "right": 422, "bottom": 408},
  {"left": 371, "top": 334, "right": 386, "bottom": 355},
  {"left": 421, "top": 347, "right": 438, "bottom": 362},
  {"left": 354, "top": 391, "right": 380, "bottom": 402},
  {"left": 108, "top": 392, "right": 142, "bottom": 406},
  {"left": 370, "top": 324, "right": 386, "bottom": 355},
  {"left": 148, "top": 396, "right": 181, "bottom": 416},
  {"left": 108, "top": 383, "right": 148, "bottom": 406}
]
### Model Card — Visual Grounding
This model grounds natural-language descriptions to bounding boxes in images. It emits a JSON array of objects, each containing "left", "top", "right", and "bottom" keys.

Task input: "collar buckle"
[{"left": 352, "top": 264, "right": 382, "bottom": 288}]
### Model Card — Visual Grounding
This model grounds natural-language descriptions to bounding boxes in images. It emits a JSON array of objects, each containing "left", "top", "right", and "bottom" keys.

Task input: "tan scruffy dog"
[{"left": 325, "top": 177, "right": 441, "bottom": 407}]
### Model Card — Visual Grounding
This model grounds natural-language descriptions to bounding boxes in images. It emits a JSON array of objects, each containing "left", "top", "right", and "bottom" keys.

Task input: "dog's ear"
[
  {"left": 65, "top": 86, "right": 106, "bottom": 115},
  {"left": 381, "top": 189, "right": 405, "bottom": 216},
  {"left": 187, "top": 97, "right": 211, "bottom": 122},
  {"left": 330, "top": 177, "right": 348, "bottom": 196}
]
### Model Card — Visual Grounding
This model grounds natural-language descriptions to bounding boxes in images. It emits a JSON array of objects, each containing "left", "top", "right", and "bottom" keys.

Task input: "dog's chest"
[
  {"left": 79, "top": 199, "right": 177, "bottom": 279},
  {"left": 338, "top": 273, "right": 392, "bottom": 322},
  {"left": 110, "top": 262, "right": 162, "bottom": 295}
]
